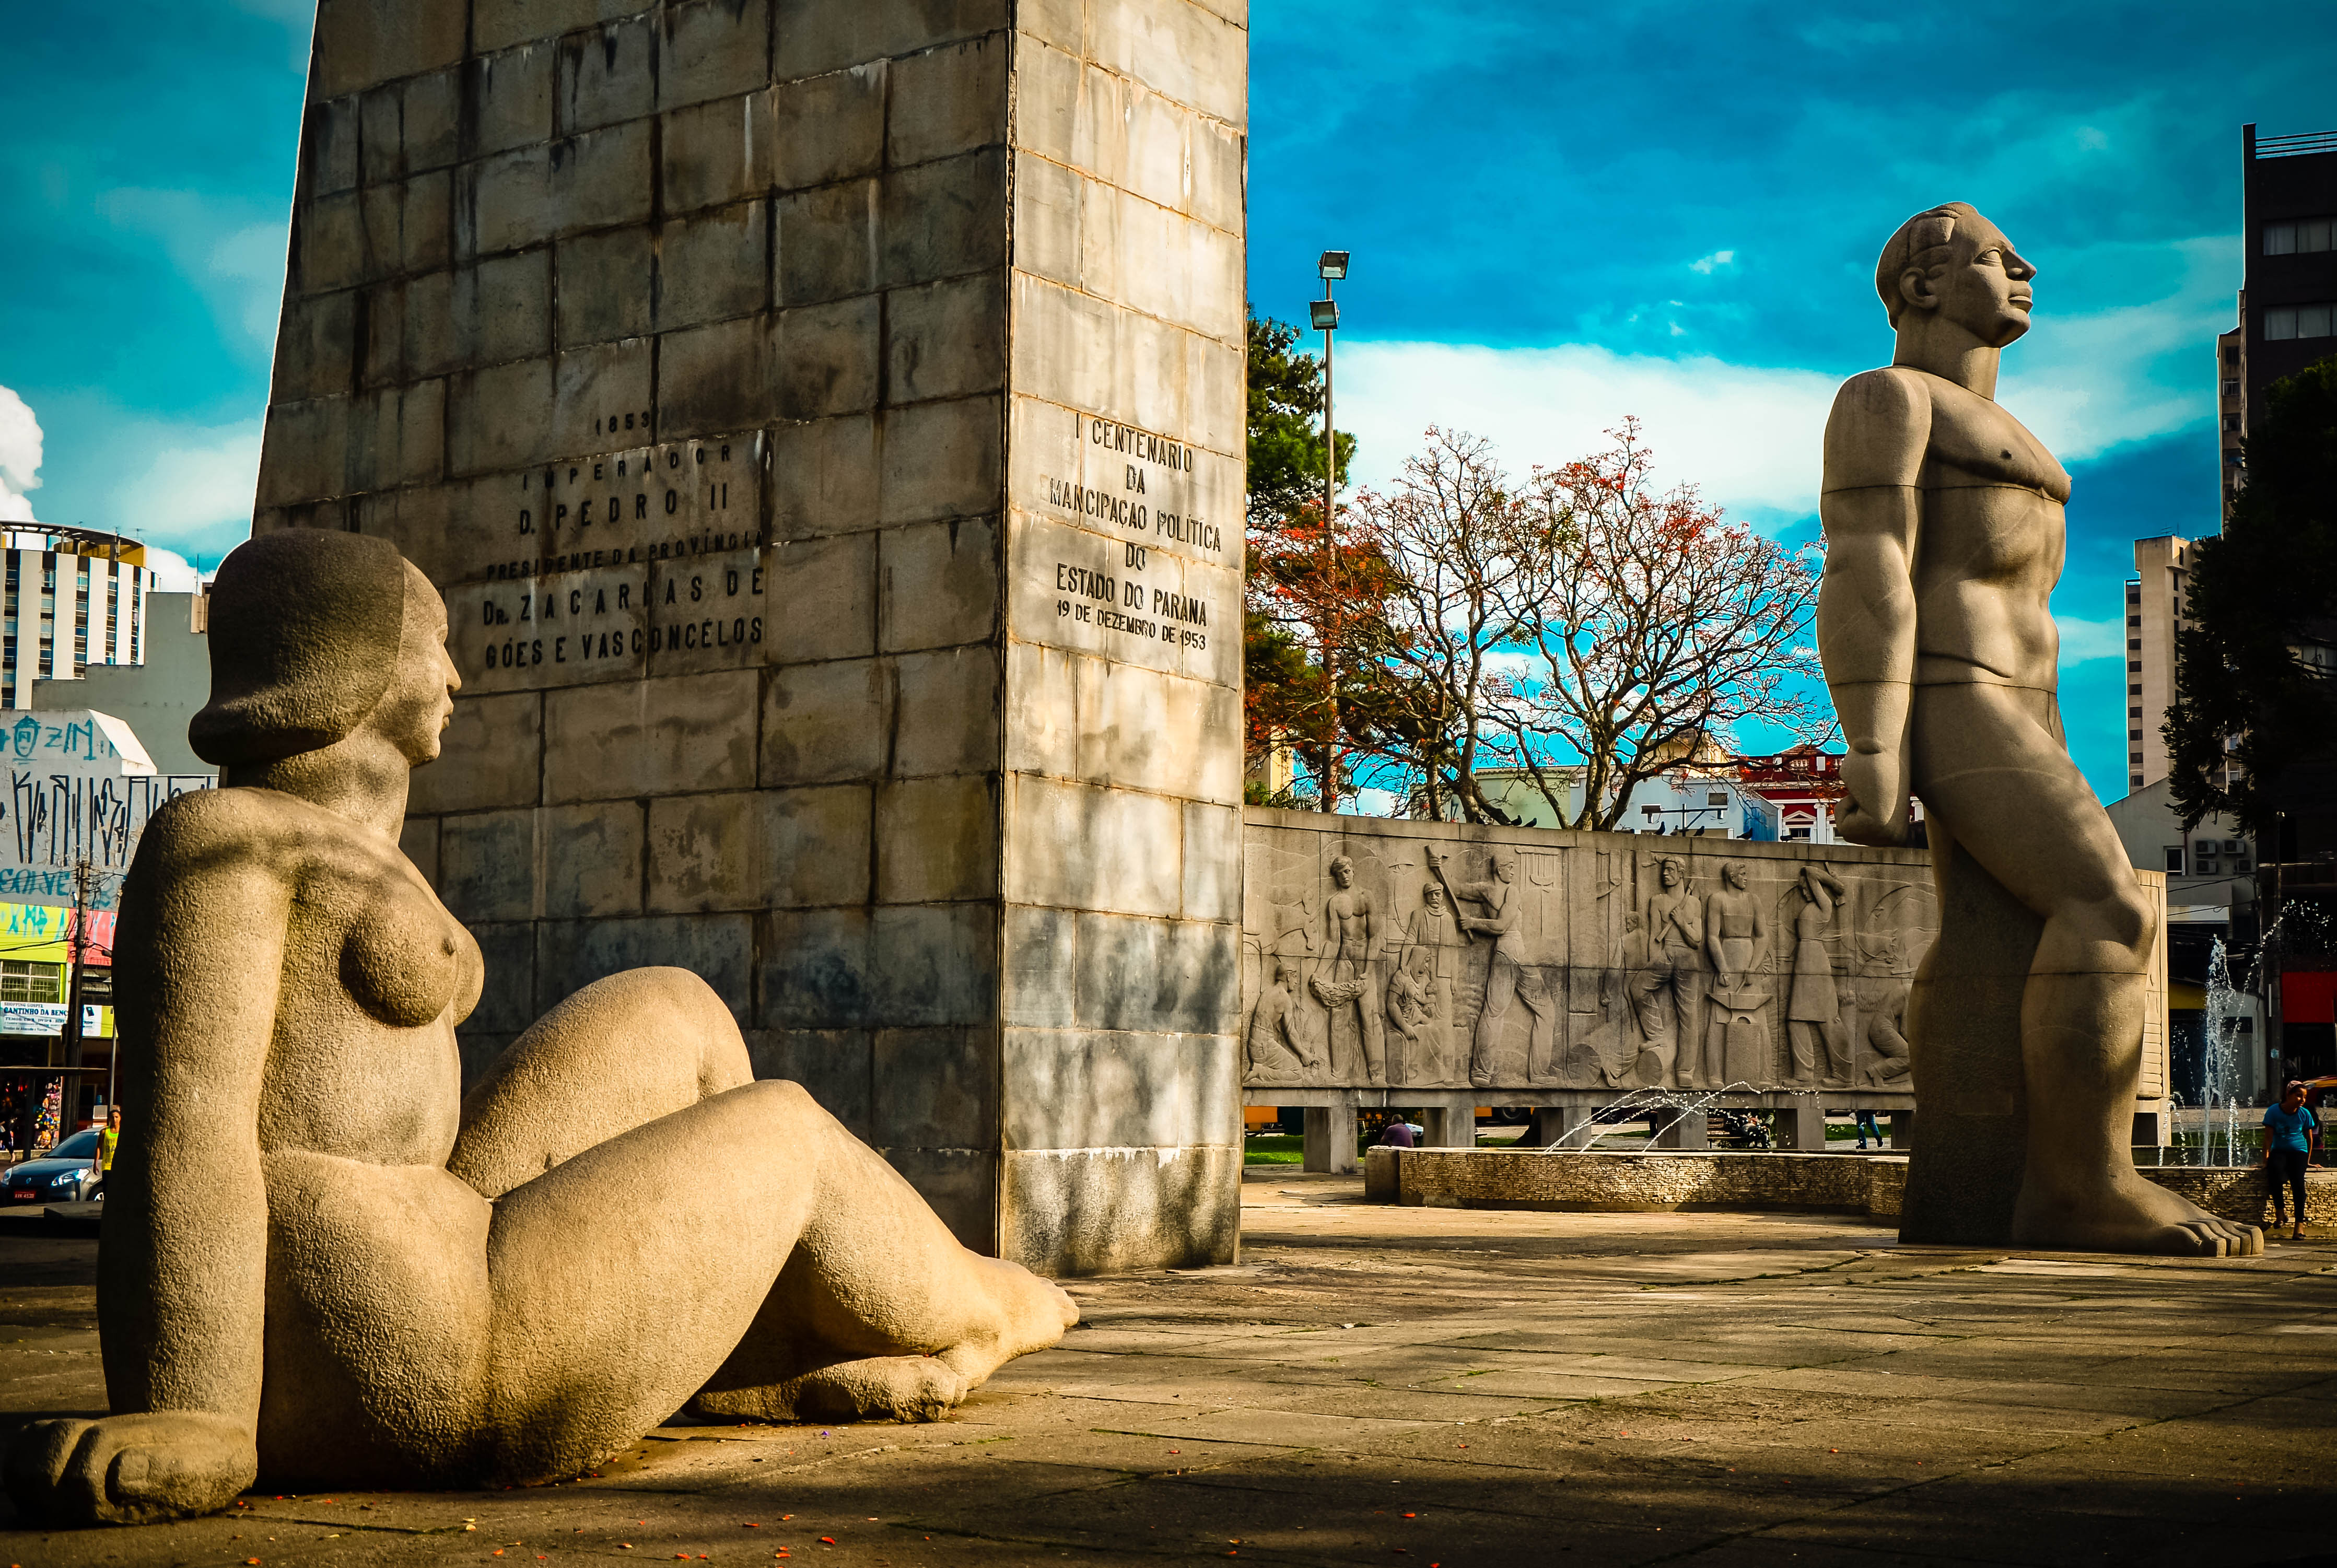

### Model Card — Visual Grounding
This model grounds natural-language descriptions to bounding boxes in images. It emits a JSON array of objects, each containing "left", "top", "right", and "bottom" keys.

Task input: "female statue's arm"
[{"left": 5, "top": 810, "right": 289, "bottom": 1525}]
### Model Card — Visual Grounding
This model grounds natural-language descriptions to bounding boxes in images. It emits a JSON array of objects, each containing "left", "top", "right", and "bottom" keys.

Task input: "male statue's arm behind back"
[{"left": 1818, "top": 368, "right": 1931, "bottom": 847}]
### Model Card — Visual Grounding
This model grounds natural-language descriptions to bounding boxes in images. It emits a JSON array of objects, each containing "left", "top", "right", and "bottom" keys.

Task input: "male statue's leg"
[{"left": 1912, "top": 685, "right": 2261, "bottom": 1257}]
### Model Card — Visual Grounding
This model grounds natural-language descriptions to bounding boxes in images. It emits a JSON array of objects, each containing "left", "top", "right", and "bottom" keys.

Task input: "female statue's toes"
[{"left": 793, "top": 1356, "right": 971, "bottom": 1424}]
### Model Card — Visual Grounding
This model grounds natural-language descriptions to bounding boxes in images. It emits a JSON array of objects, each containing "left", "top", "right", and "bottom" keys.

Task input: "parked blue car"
[{"left": 4, "top": 1128, "right": 102, "bottom": 1205}]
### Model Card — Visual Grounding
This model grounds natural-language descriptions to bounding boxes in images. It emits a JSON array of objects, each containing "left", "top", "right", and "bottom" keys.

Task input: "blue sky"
[{"left": 1, "top": 3, "right": 2331, "bottom": 798}]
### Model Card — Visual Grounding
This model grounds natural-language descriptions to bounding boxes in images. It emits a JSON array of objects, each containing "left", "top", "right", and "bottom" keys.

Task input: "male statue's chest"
[{"left": 1920, "top": 386, "right": 2071, "bottom": 503}]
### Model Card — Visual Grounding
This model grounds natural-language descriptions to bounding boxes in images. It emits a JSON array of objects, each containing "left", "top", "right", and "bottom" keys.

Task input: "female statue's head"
[{"left": 191, "top": 530, "right": 457, "bottom": 771}]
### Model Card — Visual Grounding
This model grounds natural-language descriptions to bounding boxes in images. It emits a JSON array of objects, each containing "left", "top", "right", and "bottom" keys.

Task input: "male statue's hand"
[
  {"left": 1836, "top": 750, "right": 1908, "bottom": 847},
  {"left": 3, "top": 1411, "right": 256, "bottom": 1526}
]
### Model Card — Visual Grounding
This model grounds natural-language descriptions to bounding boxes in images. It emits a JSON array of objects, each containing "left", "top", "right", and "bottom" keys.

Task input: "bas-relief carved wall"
[
  {"left": 1242, "top": 811, "right": 2172, "bottom": 1101},
  {"left": 1242, "top": 812, "right": 1944, "bottom": 1095}
]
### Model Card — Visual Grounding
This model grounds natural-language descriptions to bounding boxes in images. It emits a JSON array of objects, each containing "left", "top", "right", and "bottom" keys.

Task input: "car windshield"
[{"left": 46, "top": 1130, "right": 100, "bottom": 1160}]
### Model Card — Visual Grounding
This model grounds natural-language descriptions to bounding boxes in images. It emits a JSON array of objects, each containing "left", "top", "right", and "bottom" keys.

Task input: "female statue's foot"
[
  {"left": 2011, "top": 1171, "right": 2263, "bottom": 1257},
  {"left": 3, "top": 1412, "right": 256, "bottom": 1526}
]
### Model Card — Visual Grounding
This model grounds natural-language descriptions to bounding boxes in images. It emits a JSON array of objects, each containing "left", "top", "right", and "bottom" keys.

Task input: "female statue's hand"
[{"left": 3, "top": 1411, "right": 256, "bottom": 1526}]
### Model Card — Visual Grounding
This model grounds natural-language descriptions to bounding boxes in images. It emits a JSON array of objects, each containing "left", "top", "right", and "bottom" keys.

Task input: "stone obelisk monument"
[{"left": 253, "top": 0, "right": 1249, "bottom": 1274}]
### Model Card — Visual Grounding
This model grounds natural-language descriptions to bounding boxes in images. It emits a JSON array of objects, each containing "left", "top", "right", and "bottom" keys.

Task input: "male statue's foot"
[{"left": 2011, "top": 1171, "right": 2263, "bottom": 1258}]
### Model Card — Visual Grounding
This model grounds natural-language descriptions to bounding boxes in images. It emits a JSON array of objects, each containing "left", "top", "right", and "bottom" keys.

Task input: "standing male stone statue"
[{"left": 1818, "top": 202, "right": 2260, "bottom": 1256}]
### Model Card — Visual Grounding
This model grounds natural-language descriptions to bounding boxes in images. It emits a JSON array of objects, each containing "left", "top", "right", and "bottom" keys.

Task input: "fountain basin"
[{"left": 1366, "top": 1148, "right": 2335, "bottom": 1225}]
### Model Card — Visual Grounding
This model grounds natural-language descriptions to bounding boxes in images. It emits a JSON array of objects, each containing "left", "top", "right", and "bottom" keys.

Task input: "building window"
[
  {"left": 0, "top": 960, "right": 62, "bottom": 1004},
  {"left": 2129, "top": 684, "right": 2143, "bottom": 695},
  {"left": 2265, "top": 303, "right": 2336, "bottom": 340},
  {"left": 2164, "top": 847, "right": 2184, "bottom": 873},
  {"left": 2263, "top": 218, "right": 2337, "bottom": 255}
]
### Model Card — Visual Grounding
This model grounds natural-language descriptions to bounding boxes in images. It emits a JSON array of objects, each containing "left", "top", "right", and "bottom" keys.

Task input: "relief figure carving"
[
  {"left": 1626, "top": 856, "right": 1708, "bottom": 1089},
  {"left": 1307, "top": 855, "right": 1387, "bottom": 1086},
  {"left": 1703, "top": 861, "right": 1774, "bottom": 1083},
  {"left": 1397, "top": 879, "right": 1468, "bottom": 1084},
  {"left": 1433, "top": 847, "right": 1552, "bottom": 1087},
  {"left": 1246, "top": 957, "right": 1324, "bottom": 1085},
  {"left": 1787, "top": 866, "right": 1855, "bottom": 1086}
]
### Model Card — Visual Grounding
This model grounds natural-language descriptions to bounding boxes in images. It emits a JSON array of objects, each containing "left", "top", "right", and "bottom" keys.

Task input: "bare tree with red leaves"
[{"left": 1334, "top": 420, "right": 1829, "bottom": 827}]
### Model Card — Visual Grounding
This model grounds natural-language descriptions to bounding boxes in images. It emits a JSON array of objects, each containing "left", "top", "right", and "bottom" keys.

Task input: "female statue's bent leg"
[
  {"left": 455, "top": 970, "right": 1075, "bottom": 1481},
  {"left": 451, "top": 968, "right": 752, "bottom": 1198}
]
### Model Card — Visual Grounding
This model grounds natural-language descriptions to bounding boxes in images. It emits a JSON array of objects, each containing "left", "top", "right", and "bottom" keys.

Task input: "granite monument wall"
[
  {"left": 1242, "top": 809, "right": 2169, "bottom": 1107},
  {"left": 252, "top": 0, "right": 1249, "bottom": 1274}
]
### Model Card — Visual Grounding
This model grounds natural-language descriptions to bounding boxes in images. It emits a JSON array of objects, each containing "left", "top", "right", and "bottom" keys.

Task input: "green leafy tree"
[
  {"left": 1246, "top": 312, "right": 1354, "bottom": 529},
  {"left": 2166, "top": 358, "right": 2337, "bottom": 836},
  {"left": 1244, "top": 310, "right": 1365, "bottom": 804}
]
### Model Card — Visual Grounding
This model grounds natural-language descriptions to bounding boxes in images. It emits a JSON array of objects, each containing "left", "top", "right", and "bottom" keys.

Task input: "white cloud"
[
  {"left": 0, "top": 386, "right": 43, "bottom": 524},
  {"left": 107, "top": 419, "right": 263, "bottom": 545},
  {"left": 140, "top": 547, "right": 211, "bottom": 593},
  {"left": 1338, "top": 341, "right": 1838, "bottom": 516},
  {"left": 1995, "top": 236, "right": 2235, "bottom": 463},
  {"left": 1689, "top": 249, "right": 1737, "bottom": 274},
  {"left": 229, "top": 0, "right": 316, "bottom": 69},
  {"left": 2054, "top": 615, "right": 2131, "bottom": 665},
  {"left": 1339, "top": 243, "right": 2230, "bottom": 523},
  {"left": 98, "top": 189, "right": 289, "bottom": 362},
  {"left": 210, "top": 223, "right": 295, "bottom": 350}
]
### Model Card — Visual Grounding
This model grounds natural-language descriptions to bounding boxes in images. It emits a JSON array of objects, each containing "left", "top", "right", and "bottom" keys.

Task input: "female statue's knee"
[{"left": 2091, "top": 884, "right": 2157, "bottom": 963}]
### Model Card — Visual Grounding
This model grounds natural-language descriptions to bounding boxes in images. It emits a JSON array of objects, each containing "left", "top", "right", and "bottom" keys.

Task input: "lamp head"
[
  {"left": 1310, "top": 299, "right": 1340, "bottom": 331},
  {"left": 1318, "top": 250, "right": 1350, "bottom": 280}
]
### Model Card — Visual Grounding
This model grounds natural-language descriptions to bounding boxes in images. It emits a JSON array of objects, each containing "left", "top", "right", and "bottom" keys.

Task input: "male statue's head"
[
  {"left": 1329, "top": 856, "right": 1354, "bottom": 889},
  {"left": 1422, "top": 881, "right": 1446, "bottom": 911},
  {"left": 1722, "top": 861, "right": 1749, "bottom": 891},
  {"left": 1491, "top": 851, "right": 1515, "bottom": 884},
  {"left": 191, "top": 530, "right": 459, "bottom": 790},
  {"left": 1876, "top": 202, "right": 2036, "bottom": 355},
  {"left": 1658, "top": 856, "right": 1686, "bottom": 889}
]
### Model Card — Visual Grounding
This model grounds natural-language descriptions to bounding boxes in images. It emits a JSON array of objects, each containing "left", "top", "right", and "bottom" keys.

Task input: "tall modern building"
[
  {"left": 0, "top": 527, "right": 156, "bottom": 711},
  {"left": 2125, "top": 535, "right": 2200, "bottom": 796},
  {"left": 2222, "top": 122, "right": 2337, "bottom": 521}
]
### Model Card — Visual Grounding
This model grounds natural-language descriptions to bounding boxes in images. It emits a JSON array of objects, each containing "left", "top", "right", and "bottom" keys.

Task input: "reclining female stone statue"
[{"left": 2, "top": 530, "right": 1077, "bottom": 1526}]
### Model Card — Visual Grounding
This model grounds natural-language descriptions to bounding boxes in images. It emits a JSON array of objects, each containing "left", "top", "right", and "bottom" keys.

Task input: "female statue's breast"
[{"left": 340, "top": 883, "right": 468, "bottom": 1027}]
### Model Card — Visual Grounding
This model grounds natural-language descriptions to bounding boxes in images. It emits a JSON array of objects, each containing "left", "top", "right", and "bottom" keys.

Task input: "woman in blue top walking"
[{"left": 2262, "top": 1081, "right": 2320, "bottom": 1241}]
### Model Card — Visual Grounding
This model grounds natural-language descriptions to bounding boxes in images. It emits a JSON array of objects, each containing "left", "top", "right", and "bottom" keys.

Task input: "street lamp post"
[{"left": 1311, "top": 250, "right": 1348, "bottom": 813}]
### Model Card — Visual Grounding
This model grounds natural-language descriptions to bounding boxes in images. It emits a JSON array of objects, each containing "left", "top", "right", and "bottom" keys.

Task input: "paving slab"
[{"left": 4, "top": 1171, "right": 2334, "bottom": 1566}]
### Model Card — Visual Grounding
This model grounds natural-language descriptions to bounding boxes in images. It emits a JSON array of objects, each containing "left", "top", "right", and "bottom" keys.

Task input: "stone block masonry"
[{"left": 257, "top": 0, "right": 1250, "bottom": 1274}]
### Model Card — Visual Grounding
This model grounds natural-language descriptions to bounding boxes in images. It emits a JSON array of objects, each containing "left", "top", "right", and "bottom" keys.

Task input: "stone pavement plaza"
[{"left": 5, "top": 1174, "right": 2333, "bottom": 1567}]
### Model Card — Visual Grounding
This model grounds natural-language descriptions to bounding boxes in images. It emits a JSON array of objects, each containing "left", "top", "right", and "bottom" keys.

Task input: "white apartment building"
[
  {"left": 0, "top": 528, "right": 154, "bottom": 710},
  {"left": 2125, "top": 535, "right": 2195, "bottom": 795}
]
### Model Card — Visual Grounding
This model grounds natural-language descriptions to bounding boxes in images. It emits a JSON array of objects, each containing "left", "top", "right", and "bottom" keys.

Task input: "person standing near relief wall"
[{"left": 1817, "top": 202, "right": 2260, "bottom": 1256}]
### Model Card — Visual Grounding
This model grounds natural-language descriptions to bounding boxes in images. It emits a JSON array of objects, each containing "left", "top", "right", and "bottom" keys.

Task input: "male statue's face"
[
  {"left": 1660, "top": 863, "right": 1680, "bottom": 889},
  {"left": 1331, "top": 863, "right": 1352, "bottom": 889},
  {"left": 1725, "top": 865, "right": 1747, "bottom": 890},
  {"left": 1424, "top": 885, "right": 1445, "bottom": 911},
  {"left": 1906, "top": 214, "right": 2035, "bottom": 350}
]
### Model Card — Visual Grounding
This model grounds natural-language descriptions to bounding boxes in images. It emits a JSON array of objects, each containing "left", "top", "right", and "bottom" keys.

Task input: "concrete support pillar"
[
  {"left": 1651, "top": 1108, "right": 1710, "bottom": 1149},
  {"left": 1890, "top": 1110, "right": 1915, "bottom": 1150},
  {"left": 1303, "top": 1106, "right": 1359, "bottom": 1174},
  {"left": 1419, "top": 1102, "right": 1475, "bottom": 1149},
  {"left": 1530, "top": 1105, "right": 1589, "bottom": 1148},
  {"left": 1777, "top": 1101, "right": 1829, "bottom": 1150}
]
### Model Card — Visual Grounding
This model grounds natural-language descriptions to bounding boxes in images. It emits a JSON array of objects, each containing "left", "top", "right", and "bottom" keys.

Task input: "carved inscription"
[{"left": 486, "top": 436, "right": 766, "bottom": 582}]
